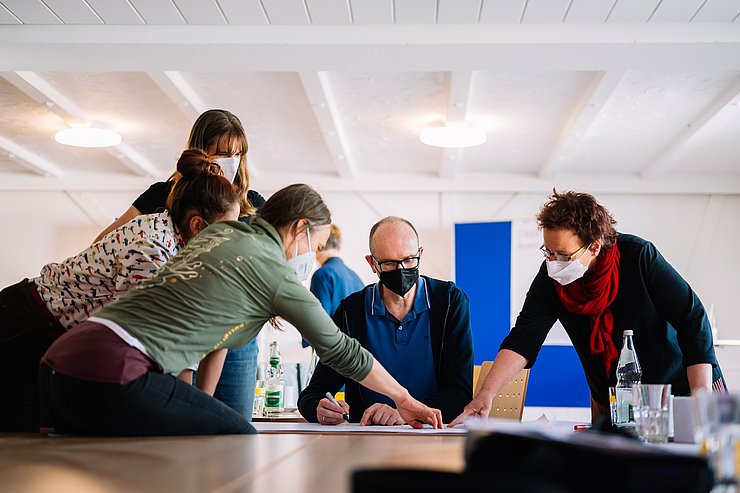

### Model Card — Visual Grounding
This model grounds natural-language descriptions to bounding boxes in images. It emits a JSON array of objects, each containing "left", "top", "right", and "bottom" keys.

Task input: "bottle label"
[
  {"left": 265, "top": 384, "right": 284, "bottom": 409},
  {"left": 269, "top": 356, "right": 281, "bottom": 367},
  {"left": 615, "top": 387, "right": 635, "bottom": 425}
]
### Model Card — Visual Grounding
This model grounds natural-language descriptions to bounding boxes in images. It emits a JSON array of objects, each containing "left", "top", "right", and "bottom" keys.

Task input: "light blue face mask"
[
  {"left": 212, "top": 156, "right": 239, "bottom": 183},
  {"left": 286, "top": 227, "right": 315, "bottom": 283}
]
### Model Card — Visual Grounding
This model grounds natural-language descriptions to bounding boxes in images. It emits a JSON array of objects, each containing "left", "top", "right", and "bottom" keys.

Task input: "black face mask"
[{"left": 379, "top": 267, "right": 419, "bottom": 297}]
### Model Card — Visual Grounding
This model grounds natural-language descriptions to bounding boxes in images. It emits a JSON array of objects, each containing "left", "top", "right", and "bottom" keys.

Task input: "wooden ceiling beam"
[
  {"left": 539, "top": 70, "right": 624, "bottom": 178},
  {"left": 1, "top": 24, "right": 738, "bottom": 71},
  {"left": 299, "top": 71, "right": 356, "bottom": 179},
  {"left": 641, "top": 77, "right": 740, "bottom": 178},
  {"left": 2, "top": 71, "right": 161, "bottom": 178},
  {"left": 147, "top": 71, "right": 205, "bottom": 121},
  {"left": 438, "top": 71, "right": 474, "bottom": 179},
  {"left": 0, "top": 134, "right": 63, "bottom": 177}
]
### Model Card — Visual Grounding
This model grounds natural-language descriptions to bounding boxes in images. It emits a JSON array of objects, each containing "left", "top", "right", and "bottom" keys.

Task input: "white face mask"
[
  {"left": 212, "top": 156, "right": 239, "bottom": 183},
  {"left": 286, "top": 228, "right": 315, "bottom": 283},
  {"left": 546, "top": 249, "right": 589, "bottom": 286}
]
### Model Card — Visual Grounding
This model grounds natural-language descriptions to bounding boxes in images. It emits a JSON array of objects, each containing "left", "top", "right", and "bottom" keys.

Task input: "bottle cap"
[{"left": 623, "top": 330, "right": 633, "bottom": 336}]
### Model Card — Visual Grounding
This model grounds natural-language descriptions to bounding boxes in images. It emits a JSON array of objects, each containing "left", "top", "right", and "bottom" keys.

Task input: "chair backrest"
[
  {"left": 472, "top": 365, "right": 482, "bottom": 393},
  {"left": 473, "top": 362, "right": 530, "bottom": 421}
]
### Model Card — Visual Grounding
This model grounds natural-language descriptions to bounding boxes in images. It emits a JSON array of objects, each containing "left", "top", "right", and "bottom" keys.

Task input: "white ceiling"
[{"left": 0, "top": 0, "right": 739, "bottom": 196}]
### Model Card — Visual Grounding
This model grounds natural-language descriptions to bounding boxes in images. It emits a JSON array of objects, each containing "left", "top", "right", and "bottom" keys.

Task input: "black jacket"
[
  {"left": 500, "top": 233, "right": 723, "bottom": 406},
  {"left": 298, "top": 276, "right": 473, "bottom": 423}
]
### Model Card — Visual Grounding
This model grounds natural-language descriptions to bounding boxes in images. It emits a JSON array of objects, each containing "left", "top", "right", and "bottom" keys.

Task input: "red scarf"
[{"left": 554, "top": 244, "right": 620, "bottom": 375}]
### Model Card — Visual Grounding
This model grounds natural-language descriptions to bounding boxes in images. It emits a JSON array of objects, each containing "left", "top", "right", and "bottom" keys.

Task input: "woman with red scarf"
[{"left": 451, "top": 190, "right": 725, "bottom": 425}]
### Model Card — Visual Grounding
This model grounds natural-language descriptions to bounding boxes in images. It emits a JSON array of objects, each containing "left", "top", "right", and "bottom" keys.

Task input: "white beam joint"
[
  {"left": 113, "top": 143, "right": 162, "bottom": 178},
  {"left": 146, "top": 71, "right": 262, "bottom": 176},
  {"left": 299, "top": 71, "right": 356, "bottom": 179},
  {"left": 539, "top": 71, "right": 625, "bottom": 178},
  {"left": 0, "top": 134, "right": 63, "bottom": 177},
  {"left": 5, "top": 71, "right": 88, "bottom": 123},
  {"left": 642, "top": 77, "right": 740, "bottom": 178},
  {"left": 3, "top": 71, "right": 159, "bottom": 178},
  {"left": 147, "top": 71, "right": 207, "bottom": 120},
  {"left": 439, "top": 71, "right": 474, "bottom": 179},
  {"left": 64, "top": 191, "right": 113, "bottom": 228}
]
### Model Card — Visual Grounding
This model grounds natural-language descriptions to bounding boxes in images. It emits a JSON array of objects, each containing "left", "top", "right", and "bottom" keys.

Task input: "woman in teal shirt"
[{"left": 40, "top": 184, "right": 442, "bottom": 435}]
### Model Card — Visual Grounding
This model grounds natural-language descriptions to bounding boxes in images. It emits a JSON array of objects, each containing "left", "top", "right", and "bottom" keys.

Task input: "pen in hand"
[{"left": 325, "top": 392, "right": 349, "bottom": 422}]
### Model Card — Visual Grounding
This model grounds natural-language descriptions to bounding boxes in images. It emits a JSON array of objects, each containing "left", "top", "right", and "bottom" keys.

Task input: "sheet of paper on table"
[{"left": 253, "top": 422, "right": 467, "bottom": 435}]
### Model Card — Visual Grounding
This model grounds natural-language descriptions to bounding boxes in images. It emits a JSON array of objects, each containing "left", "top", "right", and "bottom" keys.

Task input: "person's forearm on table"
[{"left": 687, "top": 363, "right": 712, "bottom": 394}]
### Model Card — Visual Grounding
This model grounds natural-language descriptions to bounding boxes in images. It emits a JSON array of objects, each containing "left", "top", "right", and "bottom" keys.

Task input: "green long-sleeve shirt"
[{"left": 96, "top": 218, "right": 373, "bottom": 381}]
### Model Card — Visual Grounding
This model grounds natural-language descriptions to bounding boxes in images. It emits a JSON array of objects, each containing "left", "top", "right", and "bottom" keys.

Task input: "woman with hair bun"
[
  {"left": 92, "top": 109, "right": 265, "bottom": 422},
  {"left": 39, "top": 184, "right": 443, "bottom": 436},
  {"left": 0, "top": 149, "right": 240, "bottom": 432},
  {"left": 93, "top": 109, "right": 261, "bottom": 242}
]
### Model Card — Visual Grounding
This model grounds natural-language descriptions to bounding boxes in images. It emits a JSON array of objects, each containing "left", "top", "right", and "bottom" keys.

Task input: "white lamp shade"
[
  {"left": 55, "top": 127, "right": 121, "bottom": 148},
  {"left": 420, "top": 125, "right": 487, "bottom": 148}
]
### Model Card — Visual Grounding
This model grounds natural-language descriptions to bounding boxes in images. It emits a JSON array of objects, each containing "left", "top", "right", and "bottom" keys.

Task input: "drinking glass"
[
  {"left": 253, "top": 382, "right": 265, "bottom": 418},
  {"left": 693, "top": 391, "right": 740, "bottom": 485},
  {"left": 632, "top": 384, "right": 671, "bottom": 444}
]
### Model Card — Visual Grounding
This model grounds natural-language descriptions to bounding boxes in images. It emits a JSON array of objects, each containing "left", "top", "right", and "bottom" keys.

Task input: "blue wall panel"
[
  {"left": 455, "top": 221, "right": 590, "bottom": 408},
  {"left": 523, "top": 346, "right": 590, "bottom": 407},
  {"left": 455, "top": 222, "right": 511, "bottom": 365}
]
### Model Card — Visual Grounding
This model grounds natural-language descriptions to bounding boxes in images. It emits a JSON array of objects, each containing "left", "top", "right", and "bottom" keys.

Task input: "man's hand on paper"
[
  {"left": 316, "top": 398, "right": 350, "bottom": 425},
  {"left": 359, "top": 403, "right": 404, "bottom": 426}
]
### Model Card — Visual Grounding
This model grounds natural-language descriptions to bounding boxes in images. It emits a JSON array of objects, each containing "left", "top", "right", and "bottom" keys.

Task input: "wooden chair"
[
  {"left": 473, "top": 362, "right": 530, "bottom": 421},
  {"left": 473, "top": 365, "right": 482, "bottom": 393}
]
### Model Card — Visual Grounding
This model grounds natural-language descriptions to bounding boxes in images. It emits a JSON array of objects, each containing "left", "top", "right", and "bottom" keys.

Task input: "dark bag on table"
[
  {"left": 353, "top": 429, "right": 713, "bottom": 493},
  {"left": 464, "top": 429, "right": 713, "bottom": 493}
]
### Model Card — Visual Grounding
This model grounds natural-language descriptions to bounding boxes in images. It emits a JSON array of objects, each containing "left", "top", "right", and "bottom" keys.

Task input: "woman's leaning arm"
[
  {"left": 687, "top": 363, "right": 713, "bottom": 394},
  {"left": 195, "top": 349, "right": 229, "bottom": 396},
  {"left": 275, "top": 278, "right": 442, "bottom": 427},
  {"left": 449, "top": 349, "right": 528, "bottom": 427},
  {"left": 93, "top": 205, "right": 141, "bottom": 243},
  {"left": 358, "top": 359, "right": 443, "bottom": 429}
]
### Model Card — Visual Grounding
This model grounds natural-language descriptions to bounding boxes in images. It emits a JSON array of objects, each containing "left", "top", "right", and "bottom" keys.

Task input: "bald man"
[{"left": 298, "top": 216, "right": 473, "bottom": 425}]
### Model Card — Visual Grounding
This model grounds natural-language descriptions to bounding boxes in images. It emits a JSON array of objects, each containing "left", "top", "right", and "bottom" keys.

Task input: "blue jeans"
[
  {"left": 213, "top": 339, "right": 258, "bottom": 420},
  {"left": 40, "top": 364, "right": 254, "bottom": 436}
]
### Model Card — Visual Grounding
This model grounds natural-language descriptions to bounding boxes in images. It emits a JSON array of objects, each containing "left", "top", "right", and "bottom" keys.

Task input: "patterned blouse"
[{"left": 34, "top": 212, "right": 183, "bottom": 329}]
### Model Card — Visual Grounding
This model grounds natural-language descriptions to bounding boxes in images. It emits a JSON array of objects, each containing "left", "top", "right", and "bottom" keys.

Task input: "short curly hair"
[{"left": 536, "top": 190, "right": 617, "bottom": 249}]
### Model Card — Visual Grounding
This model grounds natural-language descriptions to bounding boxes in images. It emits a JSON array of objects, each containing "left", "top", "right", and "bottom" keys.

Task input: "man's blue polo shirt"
[{"left": 360, "top": 277, "right": 438, "bottom": 407}]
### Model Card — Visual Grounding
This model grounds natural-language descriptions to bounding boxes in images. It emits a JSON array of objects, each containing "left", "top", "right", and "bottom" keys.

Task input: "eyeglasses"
[
  {"left": 211, "top": 152, "right": 241, "bottom": 158},
  {"left": 540, "top": 244, "right": 588, "bottom": 262},
  {"left": 371, "top": 250, "right": 421, "bottom": 272}
]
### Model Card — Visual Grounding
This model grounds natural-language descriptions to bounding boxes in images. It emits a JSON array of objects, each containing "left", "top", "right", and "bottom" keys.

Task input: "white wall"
[{"left": 2, "top": 189, "right": 738, "bottom": 389}]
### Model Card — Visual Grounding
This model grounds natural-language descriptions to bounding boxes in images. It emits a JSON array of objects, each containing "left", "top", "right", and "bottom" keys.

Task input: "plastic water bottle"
[
  {"left": 265, "top": 341, "right": 284, "bottom": 414},
  {"left": 615, "top": 330, "right": 642, "bottom": 427}
]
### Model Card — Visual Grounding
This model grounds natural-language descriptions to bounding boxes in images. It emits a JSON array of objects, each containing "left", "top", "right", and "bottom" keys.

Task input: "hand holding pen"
[{"left": 316, "top": 392, "right": 350, "bottom": 425}]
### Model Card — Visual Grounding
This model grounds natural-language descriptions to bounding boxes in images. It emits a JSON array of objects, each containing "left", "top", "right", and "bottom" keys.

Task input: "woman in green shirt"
[{"left": 40, "top": 184, "right": 442, "bottom": 435}]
